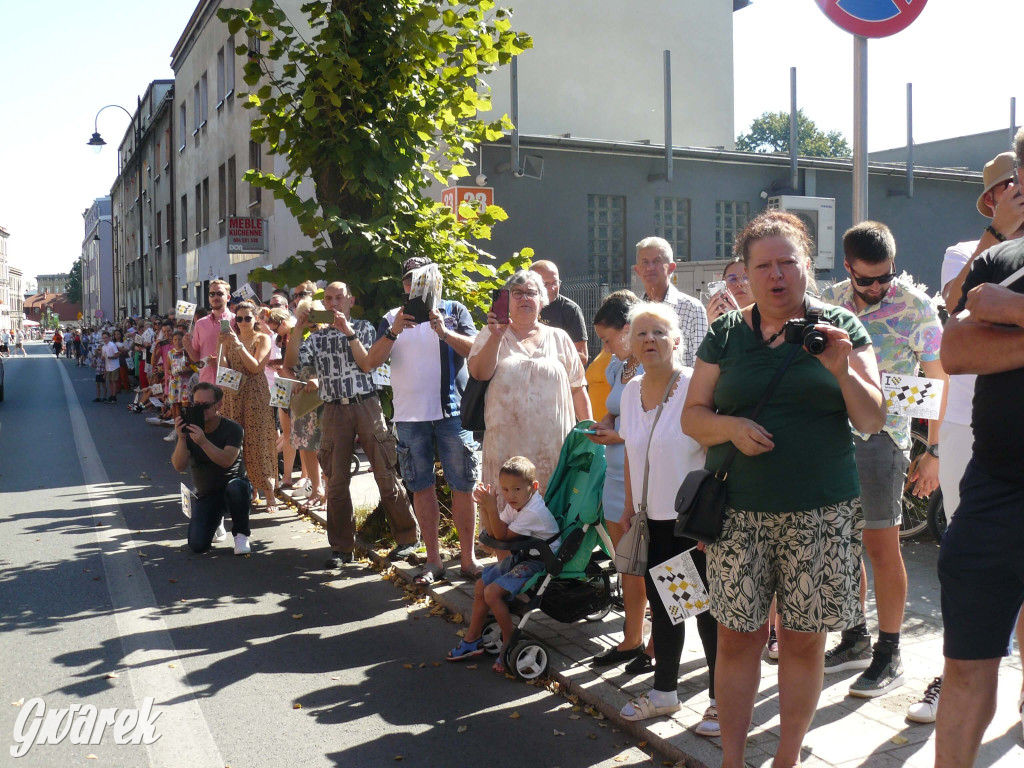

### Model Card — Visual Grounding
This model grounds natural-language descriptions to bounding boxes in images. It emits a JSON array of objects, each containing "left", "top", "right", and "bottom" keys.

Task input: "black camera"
[{"left": 782, "top": 308, "right": 832, "bottom": 355}]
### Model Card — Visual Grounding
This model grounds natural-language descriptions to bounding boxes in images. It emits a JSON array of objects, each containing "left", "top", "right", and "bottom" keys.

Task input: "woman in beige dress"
[
  {"left": 467, "top": 270, "right": 592, "bottom": 508},
  {"left": 219, "top": 300, "right": 278, "bottom": 513}
]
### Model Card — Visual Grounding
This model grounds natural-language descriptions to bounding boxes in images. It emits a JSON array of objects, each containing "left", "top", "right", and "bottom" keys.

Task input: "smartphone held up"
[{"left": 491, "top": 289, "right": 510, "bottom": 324}]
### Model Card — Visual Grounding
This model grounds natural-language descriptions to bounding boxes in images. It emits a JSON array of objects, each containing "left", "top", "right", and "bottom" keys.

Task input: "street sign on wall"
[
  {"left": 815, "top": 0, "right": 928, "bottom": 38},
  {"left": 227, "top": 217, "right": 267, "bottom": 253},
  {"left": 441, "top": 186, "right": 494, "bottom": 221}
]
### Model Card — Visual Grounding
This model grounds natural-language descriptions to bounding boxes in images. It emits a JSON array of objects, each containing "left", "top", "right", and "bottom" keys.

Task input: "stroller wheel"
[
  {"left": 480, "top": 620, "right": 503, "bottom": 655},
  {"left": 507, "top": 640, "right": 550, "bottom": 681},
  {"left": 584, "top": 604, "right": 613, "bottom": 622}
]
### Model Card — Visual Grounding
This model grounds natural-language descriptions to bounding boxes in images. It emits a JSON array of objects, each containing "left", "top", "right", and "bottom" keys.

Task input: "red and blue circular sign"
[{"left": 816, "top": 0, "right": 928, "bottom": 38}]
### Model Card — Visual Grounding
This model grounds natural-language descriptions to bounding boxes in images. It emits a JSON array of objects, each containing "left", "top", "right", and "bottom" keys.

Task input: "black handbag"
[
  {"left": 460, "top": 376, "right": 489, "bottom": 431},
  {"left": 675, "top": 343, "right": 801, "bottom": 544}
]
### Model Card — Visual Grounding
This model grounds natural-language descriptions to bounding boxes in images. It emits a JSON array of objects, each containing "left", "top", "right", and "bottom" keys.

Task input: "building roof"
[{"left": 24, "top": 293, "right": 82, "bottom": 321}]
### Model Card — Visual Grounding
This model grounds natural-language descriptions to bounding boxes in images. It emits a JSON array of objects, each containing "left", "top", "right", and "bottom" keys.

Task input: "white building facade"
[{"left": 82, "top": 197, "right": 115, "bottom": 324}]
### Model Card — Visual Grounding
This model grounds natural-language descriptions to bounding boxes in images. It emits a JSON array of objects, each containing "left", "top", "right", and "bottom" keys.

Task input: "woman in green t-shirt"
[{"left": 681, "top": 211, "right": 885, "bottom": 768}]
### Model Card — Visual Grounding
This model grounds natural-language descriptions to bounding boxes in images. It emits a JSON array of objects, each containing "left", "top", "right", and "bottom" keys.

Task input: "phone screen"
[
  {"left": 706, "top": 280, "right": 727, "bottom": 300},
  {"left": 491, "top": 289, "right": 510, "bottom": 323},
  {"left": 220, "top": 319, "right": 231, "bottom": 333}
]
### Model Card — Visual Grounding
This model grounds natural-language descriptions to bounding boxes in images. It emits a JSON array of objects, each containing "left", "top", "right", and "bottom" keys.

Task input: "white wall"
[{"left": 487, "top": 0, "right": 735, "bottom": 148}]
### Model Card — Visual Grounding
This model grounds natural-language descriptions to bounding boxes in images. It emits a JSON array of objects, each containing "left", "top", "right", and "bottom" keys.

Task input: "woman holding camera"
[{"left": 681, "top": 211, "right": 885, "bottom": 768}]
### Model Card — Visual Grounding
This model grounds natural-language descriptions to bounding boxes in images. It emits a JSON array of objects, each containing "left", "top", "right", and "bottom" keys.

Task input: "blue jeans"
[
  {"left": 187, "top": 477, "right": 252, "bottom": 553},
  {"left": 395, "top": 416, "right": 480, "bottom": 493}
]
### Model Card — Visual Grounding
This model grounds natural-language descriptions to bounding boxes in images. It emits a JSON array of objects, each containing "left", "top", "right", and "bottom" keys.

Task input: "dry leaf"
[
  {"left": 452, "top": 613, "right": 464, "bottom": 624},
  {"left": 432, "top": 662, "right": 441, "bottom": 667},
  {"left": 572, "top": 705, "right": 581, "bottom": 712},
  {"left": 394, "top": 757, "right": 403, "bottom": 762},
  {"left": 568, "top": 714, "right": 581, "bottom": 720},
  {"left": 891, "top": 735, "right": 909, "bottom": 746},
  {"left": 105, "top": 673, "right": 119, "bottom": 679},
  {"left": 455, "top": 628, "right": 467, "bottom": 638},
  {"left": 12, "top": 698, "right": 24, "bottom": 707},
  {"left": 509, "top": 711, "right": 521, "bottom": 719},
  {"left": 587, "top": 733, "right": 597, "bottom": 740},
  {"left": 465, "top": 665, "right": 478, "bottom": 671},
  {"left": 331, "top": 676, "right": 340, "bottom": 681},
  {"left": 402, "top": 664, "right": 414, "bottom": 670},
  {"left": 168, "top": 664, "right": 176, "bottom": 668},
  {"left": 168, "top": 579, "right": 178, "bottom": 584},
  {"left": 418, "top": 663, "right": 426, "bottom": 668},
  {"left": 614, "top": 756, "right": 628, "bottom": 764},
  {"left": 293, "top": 703, "right": 302, "bottom": 710},
  {"left": 457, "top": 725, "right": 468, "bottom": 734},
  {"left": 86, "top": 755, "right": 98, "bottom": 760},
  {"left": 553, "top": 729, "right": 565, "bottom": 736},
  {"left": 291, "top": 614, "right": 304, "bottom": 620},
  {"left": 638, "top": 741, "right": 647, "bottom": 748}
]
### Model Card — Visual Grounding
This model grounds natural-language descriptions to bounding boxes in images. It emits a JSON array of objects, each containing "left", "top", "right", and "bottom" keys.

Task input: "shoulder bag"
[
  {"left": 461, "top": 329, "right": 506, "bottom": 432},
  {"left": 675, "top": 343, "right": 801, "bottom": 545},
  {"left": 614, "top": 370, "right": 682, "bottom": 577}
]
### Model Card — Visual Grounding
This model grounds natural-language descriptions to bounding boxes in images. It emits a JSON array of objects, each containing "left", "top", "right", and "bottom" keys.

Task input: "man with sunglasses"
[
  {"left": 183, "top": 278, "right": 234, "bottom": 384},
  {"left": 171, "top": 382, "right": 252, "bottom": 555},
  {"left": 820, "top": 221, "right": 946, "bottom": 699}
]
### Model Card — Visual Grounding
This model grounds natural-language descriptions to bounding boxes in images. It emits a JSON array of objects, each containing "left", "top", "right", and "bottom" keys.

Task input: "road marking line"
[{"left": 58, "top": 359, "right": 224, "bottom": 768}]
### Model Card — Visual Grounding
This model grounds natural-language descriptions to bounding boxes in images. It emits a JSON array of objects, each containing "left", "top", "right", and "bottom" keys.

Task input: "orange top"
[{"left": 585, "top": 346, "right": 611, "bottom": 422}]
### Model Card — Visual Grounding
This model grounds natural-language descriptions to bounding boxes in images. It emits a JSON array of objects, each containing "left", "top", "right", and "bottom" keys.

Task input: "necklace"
[{"left": 621, "top": 357, "right": 639, "bottom": 382}]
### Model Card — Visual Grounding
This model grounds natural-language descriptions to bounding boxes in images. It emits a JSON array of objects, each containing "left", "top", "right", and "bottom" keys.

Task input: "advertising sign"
[
  {"left": 815, "top": 0, "right": 928, "bottom": 38},
  {"left": 227, "top": 217, "right": 267, "bottom": 253}
]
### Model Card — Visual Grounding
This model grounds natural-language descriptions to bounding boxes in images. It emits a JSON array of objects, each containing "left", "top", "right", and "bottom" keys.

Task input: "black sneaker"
[
  {"left": 323, "top": 551, "right": 353, "bottom": 569},
  {"left": 849, "top": 645, "right": 905, "bottom": 698},
  {"left": 386, "top": 541, "right": 421, "bottom": 562},
  {"left": 824, "top": 634, "right": 872, "bottom": 673}
]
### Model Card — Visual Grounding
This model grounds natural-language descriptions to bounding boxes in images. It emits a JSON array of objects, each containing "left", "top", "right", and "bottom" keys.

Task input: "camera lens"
[{"left": 803, "top": 330, "right": 828, "bottom": 355}]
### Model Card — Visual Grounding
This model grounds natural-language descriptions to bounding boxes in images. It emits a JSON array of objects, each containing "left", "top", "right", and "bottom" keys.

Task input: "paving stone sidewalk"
[{"left": 286, "top": 469, "right": 1024, "bottom": 768}]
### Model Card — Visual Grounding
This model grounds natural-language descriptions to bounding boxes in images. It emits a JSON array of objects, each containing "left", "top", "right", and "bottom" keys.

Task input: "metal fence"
[{"left": 559, "top": 281, "right": 633, "bottom": 361}]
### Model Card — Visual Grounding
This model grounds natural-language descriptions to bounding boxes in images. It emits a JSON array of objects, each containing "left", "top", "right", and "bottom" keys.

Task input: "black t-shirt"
[
  {"left": 953, "top": 238, "right": 1024, "bottom": 485},
  {"left": 187, "top": 417, "right": 247, "bottom": 496},
  {"left": 540, "top": 295, "right": 588, "bottom": 344}
]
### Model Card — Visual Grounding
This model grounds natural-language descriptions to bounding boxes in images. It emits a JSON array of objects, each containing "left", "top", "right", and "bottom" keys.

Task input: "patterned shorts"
[{"left": 707, "top": 499, "right": 864, "bottom": 634}]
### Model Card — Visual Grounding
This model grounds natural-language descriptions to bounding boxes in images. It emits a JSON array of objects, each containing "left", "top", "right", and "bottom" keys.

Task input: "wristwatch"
[
  {"left": 344, "top": 333, "right": 357, "bottom": 342},
  {"left": 385, "top": 328, "right": 398, "bottom": 341},
  {"left": 926, "top": 444, "right": 939, "bottom": 458}
]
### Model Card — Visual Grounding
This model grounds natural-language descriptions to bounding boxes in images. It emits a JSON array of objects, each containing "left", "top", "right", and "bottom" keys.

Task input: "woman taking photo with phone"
[{"left": 467, "top": 269, "right": 592, "bottom": 507}]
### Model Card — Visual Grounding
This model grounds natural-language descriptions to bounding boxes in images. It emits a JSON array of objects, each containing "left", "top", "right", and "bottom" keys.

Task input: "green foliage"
[
  {"left": 736, "top": 109, "right": 851, "bottom": 158},
  {"left": 66, "top": 258, "right": 83, "bottom": 305},
  {"left": 217, "top": 0, "right": 534, "bottom": 322}
]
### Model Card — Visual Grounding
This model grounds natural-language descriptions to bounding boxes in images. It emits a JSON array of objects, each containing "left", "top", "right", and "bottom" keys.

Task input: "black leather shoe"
[
  {"left": 324, "top": 551, "right": 353, "bottom": 569},
  {"left": 624, "top": 653, "right": 655, "bottom": 674},
  {"left": 590, "top": 644, "right": 644, "bottom": 667}
]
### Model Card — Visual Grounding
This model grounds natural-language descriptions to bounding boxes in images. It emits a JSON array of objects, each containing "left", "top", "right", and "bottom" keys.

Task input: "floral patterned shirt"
[{"left": 820, "top": 277, "right": 942, "bottom": 448}]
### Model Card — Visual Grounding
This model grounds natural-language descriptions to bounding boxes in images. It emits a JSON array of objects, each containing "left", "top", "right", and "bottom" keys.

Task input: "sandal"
[
  {"left": 492, "top": 656, "right": 507, "bottom": 674},
  {"left": 619, "top": 694, "right": 681, "bottom": 721},
  {"left": 446, "top": 637, "right": 485, "bottom": 662},
  {"left": 413, "top": 564, "right": 446, "bottom": 585},
  {"left": 300, "top": 493, "right": 325, "bottom": 513},
  {"left": 459, "top": 565, "right": 483, "bottom": 580},
  {"left": 694, "top": 705, "right": 720, "bottom": 737}
]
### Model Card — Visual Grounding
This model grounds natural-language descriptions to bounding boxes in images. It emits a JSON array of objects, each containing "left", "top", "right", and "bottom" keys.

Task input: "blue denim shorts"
[
  {"left": 939, "top": 460, "right": 1024, "bottom": 660},
  {"left": 482, "top": 555, "right": 545, "bottom": 597},
  {"left": 395, "top": 416, "right": 480, "bottom": 493}
]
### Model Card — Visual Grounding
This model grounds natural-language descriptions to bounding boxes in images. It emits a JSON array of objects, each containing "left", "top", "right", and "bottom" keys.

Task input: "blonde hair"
[
  {"left": 627, "top": 301, "right": 681, "bottom": 342},
  {"left": 210, "top": 278, "right": 231, "bottom": 293},
  {"left": 268, "top": 308, "right": 292, "bottom": 325},
  {"left": 499, "top": 456, "right": 537, "bottom": 484}
]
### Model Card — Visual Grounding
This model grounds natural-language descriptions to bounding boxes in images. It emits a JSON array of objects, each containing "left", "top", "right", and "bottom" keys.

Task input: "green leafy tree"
[
  {"left": 66, "top": 258, "right": 83, "bottom": 304},
  {"left": 218, "top": 0, "right": 534, "bottom": 322},
  {"left": 736, "top": 109, "right": 850, "bottom": 158}
]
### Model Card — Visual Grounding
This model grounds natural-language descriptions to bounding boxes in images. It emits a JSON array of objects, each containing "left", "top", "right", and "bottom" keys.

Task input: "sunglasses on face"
[
  {"left": 209, "top": 292, "right": 226, "bottom": 297},
  {"left": 850, "top": 269, "right": 896, "bottom": 287},
  {"left": 236, "top": 316, "right": 253, "bottom": 323},
  {"left": 293, "top": 291, "right": 311, "bottom": 298},
  {"left": 194, "top": 401, "right": 218, "bottom": 410}
]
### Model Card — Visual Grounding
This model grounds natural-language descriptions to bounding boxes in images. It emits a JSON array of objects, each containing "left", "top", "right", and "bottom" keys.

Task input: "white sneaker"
[
  {"left": 233, "top": 534, "right": 251, "bottom": 555},
  {"left": 163, "top": 431, "right": 178, "bottom": 442},
  {"left": 906, "top": 676, "right": 942, "bottom": 723},
  {"left": 213, "top": 523, "right": 228, "bottom": 543},
  {"left": 146, "top": 417, "right": 163, "bottom": 426}
]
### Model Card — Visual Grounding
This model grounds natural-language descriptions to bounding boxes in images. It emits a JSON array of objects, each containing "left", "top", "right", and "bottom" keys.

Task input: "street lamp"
[{"left": 88, "top": 97, "right": 146, "bottom": 319}]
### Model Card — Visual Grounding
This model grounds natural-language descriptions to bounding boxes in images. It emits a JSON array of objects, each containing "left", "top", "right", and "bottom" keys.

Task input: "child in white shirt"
[{"left": 446, "top": 456, "right": 560, "bottom": 673}]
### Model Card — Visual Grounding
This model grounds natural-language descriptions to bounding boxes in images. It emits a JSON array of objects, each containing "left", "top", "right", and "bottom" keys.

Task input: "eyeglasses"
[
  {"left": 292, "top": 291, "right": 311, "bottom": 298},
  {"left": 236, "top": 316, "right": 253, "bottom": 323},
  {"left": 849, "top": 265, "right": 896, "bottom": 287},
  {"left": 209, "top": 291, "right": 226, "bottom": 297},
  {"left": 511, "top": 290, "right": 540, "bottom": 300},
  {"left": 194, "top": 401, "right": 218, "bottom": 410},
  {"left": 725, "top": 274, "right": 750, "bottom": 285}
]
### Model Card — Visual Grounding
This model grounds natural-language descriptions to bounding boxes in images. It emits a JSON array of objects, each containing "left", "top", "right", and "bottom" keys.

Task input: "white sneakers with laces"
[
  {"left": 906, "top": 676, "right": 942, "bottom": 723},
  {"left": 233, "top": 533, "right": 250, "bottom": 555},
  {"left": 213, "top": 522, "right": 228, "bottom": 543}
]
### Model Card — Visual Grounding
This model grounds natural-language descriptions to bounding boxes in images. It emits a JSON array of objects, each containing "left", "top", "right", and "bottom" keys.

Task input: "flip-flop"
[
  {"left": 492, "top": 655, "right": 507, "bottom": 674},
  {"left": 446, "top": 637, "right": 485, "bottom": 662},
  {"left": 413, "top": 564, "right": 446, "bottom": 585},
  {"left": 459, "top": 565, "right": 483, "bottom": 580}
]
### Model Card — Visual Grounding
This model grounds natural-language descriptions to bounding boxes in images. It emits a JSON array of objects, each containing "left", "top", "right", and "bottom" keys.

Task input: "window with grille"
[
  {"left": 654, "top": 197, "right": 690, "bottom": 262},
  {"left": 587, "top": 194, "right": 626, "bottom": 283},
  {"left": 715, "top": 200, "right": 750, "bottom": 260}
]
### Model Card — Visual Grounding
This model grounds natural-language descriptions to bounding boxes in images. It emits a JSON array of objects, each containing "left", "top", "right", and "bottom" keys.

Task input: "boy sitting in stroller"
[{"left": 446, "top": 456, "right": 560, "bottom": 673}]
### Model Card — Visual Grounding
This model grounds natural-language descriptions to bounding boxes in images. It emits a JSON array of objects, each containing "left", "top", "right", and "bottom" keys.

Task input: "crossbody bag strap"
[
  {"left": 639, "top": 369, "right": 683, "bottom": 515},
  {"left": 717, "top": 342, "right": 801, "bottom": 478}
]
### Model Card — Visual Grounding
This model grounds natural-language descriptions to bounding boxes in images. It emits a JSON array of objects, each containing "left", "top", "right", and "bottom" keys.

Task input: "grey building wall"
[
  {"left": 478, "top": 138, "right": 984, "bottom": 298},
  {"left": 82, "top": 197, "right": 114, "bottom": 323},
  {"left": 870, "top": 128, "right": 1017, "bottom": 173}
]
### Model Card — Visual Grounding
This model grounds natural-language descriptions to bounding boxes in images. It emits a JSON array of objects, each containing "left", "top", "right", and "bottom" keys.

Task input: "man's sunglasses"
[
  {"left": 292, "top": 291, "right": 311, "bottom": 298},
  {"left": 851, "top": 271, "right": 896, "bottom": 287},
  {"left": 236, "top": 316, "right": 253, "bottom": 323}
]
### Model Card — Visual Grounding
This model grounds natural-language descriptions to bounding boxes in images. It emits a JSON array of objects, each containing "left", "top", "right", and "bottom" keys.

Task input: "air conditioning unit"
[{"left": 765, "top": 196, "right": 836, "bottom": 270}]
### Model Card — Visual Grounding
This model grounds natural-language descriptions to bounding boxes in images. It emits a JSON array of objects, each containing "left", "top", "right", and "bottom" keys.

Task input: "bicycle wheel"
[
  {"left": 926, "top": 489, "right": 947, "bottom": 544},
  {"left": 899, "top": 431, "right": 931, "bottom": 540}
]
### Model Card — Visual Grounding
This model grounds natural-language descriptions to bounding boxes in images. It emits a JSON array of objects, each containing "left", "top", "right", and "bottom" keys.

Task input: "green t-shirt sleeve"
[
  {"left": 696, "top": 314, "right": 731, "bottom": 365},
  {"left": 827, "top": 306, "right": 871, "bottom": 350}
]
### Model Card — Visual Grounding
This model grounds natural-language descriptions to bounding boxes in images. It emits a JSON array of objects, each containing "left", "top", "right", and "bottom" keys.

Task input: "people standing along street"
[
  {"left": 102, "top": 331, "right": 121, "bottom": 404},
  {"left": 682, "top": 211, "right": 885, "bottom": 768},
  {"left": 284, "top": 281, "right": 419, "bottom": 569},
  {"left": 934, "top": 129, "right": 1024, "bottom": 767},
  {"left": 52, "top": 327, "right": 63, "bottom": 358},
  {"left": 820, "top": 222, "right": 946, "bottom": 699},
  {"left": 358, "top": 257, "right": 482, "bottom": 585},
  {"left": 171, "top": 382, "right": 252, "bottom": 555},
  {"left": 633, "top": 237, "right": 708, "bottom": 368},
  {"left": 183, "top": 279, "right": 235, "bottom": 384},
  {"left": 530, "top": 260, "right": 589, "bottom": 367}
]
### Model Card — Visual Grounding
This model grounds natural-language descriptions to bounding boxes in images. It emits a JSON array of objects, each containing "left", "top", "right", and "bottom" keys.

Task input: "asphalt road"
[{"left": 0, "top": 343, "right": 654, "bottom": 768}]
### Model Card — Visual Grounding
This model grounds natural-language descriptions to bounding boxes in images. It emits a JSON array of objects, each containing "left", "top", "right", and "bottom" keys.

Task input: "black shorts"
[
  {"left": 938, "top": 460, "right": 1024, "bottom": 660},
  {"left": 95, "top": 373, "right": 105, "bottom": 383}
]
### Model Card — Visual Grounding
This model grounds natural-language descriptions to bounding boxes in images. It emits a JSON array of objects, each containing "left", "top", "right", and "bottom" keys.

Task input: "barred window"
[
  {"left": 654, "top": 197, "right": 690, "bottom": 262},
  {"left": 587, "top": 194, "right": 626, "bottom": 283},
  {"left": 715, "top": 200, "right": 750, "bottom": 260}
]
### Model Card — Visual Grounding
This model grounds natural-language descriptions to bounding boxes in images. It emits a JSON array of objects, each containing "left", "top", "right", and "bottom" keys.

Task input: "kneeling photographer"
[
  {"left": 681, "top": 210, "right": 885, "bottom": 768},
  {"left": 171, "top": 382, "right": 253, "bottom": 555}
]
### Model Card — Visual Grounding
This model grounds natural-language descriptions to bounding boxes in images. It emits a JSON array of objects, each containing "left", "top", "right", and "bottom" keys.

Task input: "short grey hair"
[
  {"left": 635, "top": 236, "right": 673, "bottom": 264},
  {"left": 504, "top": 270, "right": 549, "bottom": 307},
  {"left": 626, "top": 301, "right": 681, "bottom": 342}
]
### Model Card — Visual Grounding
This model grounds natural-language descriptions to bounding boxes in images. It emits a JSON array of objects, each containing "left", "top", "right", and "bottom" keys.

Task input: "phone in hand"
[
  {"left": 491, "top": 289, "right": 510, "bottom": 323},
  {"left": 574, "top": 426, "right": 598, "bottom": 435},
  {"left": 706, "top": 280, "right": 728, "bottom": 300},
  {"left": 182, "top": 404, "right": 205, "bottom": 432},
  {"left": 307, "top": 309, "right": 336, "bottom": 324},
  {"left": 402, "top": 297, "right": 431, "bottom": 324},
  {"left": 220, "top": 319, "right": 231, "bottom": 333}
]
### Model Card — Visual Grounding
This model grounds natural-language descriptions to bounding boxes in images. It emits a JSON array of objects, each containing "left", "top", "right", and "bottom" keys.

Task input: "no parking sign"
[{"left": 816, "top": 0, "right": 928, "bottom": 38}]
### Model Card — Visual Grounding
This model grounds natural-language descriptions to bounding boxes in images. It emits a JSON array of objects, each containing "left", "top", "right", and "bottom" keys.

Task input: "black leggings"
[{"left": 644, "top": 519, "right": 718, "bottom": 697}]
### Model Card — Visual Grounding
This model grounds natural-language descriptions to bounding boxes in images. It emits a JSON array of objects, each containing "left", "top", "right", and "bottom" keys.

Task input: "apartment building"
[{"left": 81, "top": 197, "right": 115, "bottom": 323}]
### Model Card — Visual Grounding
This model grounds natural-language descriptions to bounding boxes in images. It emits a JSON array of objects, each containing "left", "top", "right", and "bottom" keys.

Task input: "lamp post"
[
  {"left": 93, "top": 217, "right": 115, "bottom": 322},
  {"left": 88, "top": 96, "right": 146, "bottom": 319}
]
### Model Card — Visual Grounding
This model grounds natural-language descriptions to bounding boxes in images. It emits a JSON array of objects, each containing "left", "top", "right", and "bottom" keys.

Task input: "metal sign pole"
[{"left": 852, "top": 35, "right": 869, "bottom": 224}]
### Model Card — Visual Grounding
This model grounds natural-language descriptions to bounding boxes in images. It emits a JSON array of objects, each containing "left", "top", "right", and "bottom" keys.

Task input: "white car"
[{"left": 43, "top": 330, "right": 54, "bottom": 342}]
